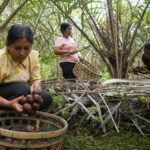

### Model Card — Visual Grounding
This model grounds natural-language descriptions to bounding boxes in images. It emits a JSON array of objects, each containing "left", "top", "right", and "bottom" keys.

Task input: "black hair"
[
  {"left": 60, "top": 23, "right": 71, "bottom": 34},
  {"left": 144, "top": 41, "right": 150, "bottom": 51},
  {"left": 7, "top": 24, "right": 34, "bottom": 46}
]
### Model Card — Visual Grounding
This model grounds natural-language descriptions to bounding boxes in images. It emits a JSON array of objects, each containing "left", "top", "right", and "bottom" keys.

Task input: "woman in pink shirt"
[{"left": 54, "top": 23, "right": 83, "bottom": 79}]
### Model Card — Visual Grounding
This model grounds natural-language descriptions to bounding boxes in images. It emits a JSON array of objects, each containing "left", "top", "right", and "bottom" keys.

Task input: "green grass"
[
  {"left": 62, "top": 126, "right": 150, "bottom": 150},
  {"left": 40, "top": 62, "right": 55, "bottom": 79}
]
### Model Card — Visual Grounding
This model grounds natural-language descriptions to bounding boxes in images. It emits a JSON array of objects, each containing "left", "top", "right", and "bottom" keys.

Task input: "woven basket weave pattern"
[
  {"left": 0, "top": 111, "right": 68, "bottom": 149},
  {"left": 73, "top": 59, "right": 102, "bottom": 80}
]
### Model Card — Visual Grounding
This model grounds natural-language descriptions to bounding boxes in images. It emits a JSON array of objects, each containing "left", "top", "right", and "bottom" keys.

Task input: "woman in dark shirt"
[{"left": 142, "top": 41, "right": 150, "bottom": 70}]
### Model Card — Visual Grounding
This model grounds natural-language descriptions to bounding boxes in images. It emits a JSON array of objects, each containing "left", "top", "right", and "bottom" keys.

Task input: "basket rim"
[
  {"left": 0, "top": 110, "right": 68, "bottom": 139},
  {"left": 0, "top": 137, "right": 63, "bottom": 148}
]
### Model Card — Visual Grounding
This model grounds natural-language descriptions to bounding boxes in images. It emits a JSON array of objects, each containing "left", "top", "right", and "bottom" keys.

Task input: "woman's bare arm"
[
  {"left": 0, "top": 96, "right": 10, "bottom": 107},
  {"left": 54, "top": 47, "right": 69, "bottom": 55},
  {"left": 54, "top": 47, "right": 77, "bottom": 55}
]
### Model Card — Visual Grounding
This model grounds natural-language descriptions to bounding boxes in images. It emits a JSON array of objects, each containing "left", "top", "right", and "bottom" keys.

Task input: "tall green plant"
[{"left": 50, "top": 0, "right": 150, "bottom": 78}]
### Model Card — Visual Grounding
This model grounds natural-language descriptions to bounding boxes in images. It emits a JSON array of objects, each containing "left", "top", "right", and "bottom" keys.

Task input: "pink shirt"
[{"left": 55, "top": 36, "right": 82, "bottom": 63}]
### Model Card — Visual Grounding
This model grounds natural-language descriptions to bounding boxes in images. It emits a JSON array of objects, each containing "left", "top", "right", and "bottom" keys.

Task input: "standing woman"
[
  {"left": 0, "top": 24, "right": 52, "bottom": 112},
  {"left": 54, "top": 23, "right": 83, "bottom": 79}
]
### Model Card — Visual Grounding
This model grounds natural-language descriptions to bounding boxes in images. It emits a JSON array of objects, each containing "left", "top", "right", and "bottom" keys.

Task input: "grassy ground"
[
  {"left": 62, "top": 125, "right": 150, "bottom": 150},
  {"left": 49, "top": 94, "right": 150, "bottom": 150},
  {"left": 42, "top": 64, "right": 150, "bottom": 150}
]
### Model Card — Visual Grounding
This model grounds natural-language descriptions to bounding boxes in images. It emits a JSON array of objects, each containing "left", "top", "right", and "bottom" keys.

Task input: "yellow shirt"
[{"left": 0, "top": 48, "right": 40, "bottom": 84}]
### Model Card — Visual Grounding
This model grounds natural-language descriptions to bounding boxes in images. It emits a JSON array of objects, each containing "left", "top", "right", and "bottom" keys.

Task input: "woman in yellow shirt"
[{"left": 0, "top": 24, "right": 52, "bottom": 112}]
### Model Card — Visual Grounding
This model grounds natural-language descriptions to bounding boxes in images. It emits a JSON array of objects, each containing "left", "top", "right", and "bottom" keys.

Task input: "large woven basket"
[
  {"left": 0, "top": 110, "right": 68, "bottom": 149},
  {"left": 73, "top": 59, "right": 102, "bottom": 80}
]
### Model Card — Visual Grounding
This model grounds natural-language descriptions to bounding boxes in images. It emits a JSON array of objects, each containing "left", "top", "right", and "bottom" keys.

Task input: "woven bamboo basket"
[
  {"left": 73, "top": 59, "right": 102, "bottom": 80},
  {"left": 0, "top": 110, "right": 68, "bottom": 150}
]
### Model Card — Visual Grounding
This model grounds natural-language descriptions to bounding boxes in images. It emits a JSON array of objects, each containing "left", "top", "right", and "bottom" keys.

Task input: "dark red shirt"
[{"left": 142, "top": 53, "right": 150, "bottom": 70}]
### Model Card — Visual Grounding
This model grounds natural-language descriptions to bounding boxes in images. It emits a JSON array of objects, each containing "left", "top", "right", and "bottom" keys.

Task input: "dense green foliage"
[{"left": 0, "top": 0, "right": 150, "bottom": 78}]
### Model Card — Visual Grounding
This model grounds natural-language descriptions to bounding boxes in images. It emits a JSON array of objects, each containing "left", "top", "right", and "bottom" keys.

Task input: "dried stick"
[
  {"left": 102, "top": 79, "right": 150, "bottom": 85},
  {"left": 72, "top": 94, "right": 95, "bottom": 119},
  {"left": 98, "top": 93, "right": 119, "bottom": 133},
  {"left": 132, "top": 119, "right": 145, "bottom": 136},
  {"left": 67, "top": 105, "right": 80, "bottom": 122},
  {"left": 135, "top": 115, "right": 150, "bottom": 124},
  {"left": 87, "top": 94, "right": 106, "bottom": 133},
  {"left": 67, "top": 93, "right": 87, "bottom": 121},
  {"left": 136, "top": 73, "right": 150, "bottom": 79},
  {"left": 54, "top": 102, "right": 76, "bottom": 115},
  {"left": 101, "top": 102, "right": 121, "bottom": 129}
]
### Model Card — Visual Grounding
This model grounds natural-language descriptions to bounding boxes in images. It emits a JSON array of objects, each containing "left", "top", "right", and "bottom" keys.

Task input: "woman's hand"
[
  {"left": 142, "top": 66, "right": 150, "bottom": 74},
  {"left": 30, "top": 81, "right": 41, "bottom": 93},
  {"left": 8, "top": 96, "right": 24, "bottom": 112},
  {"left": 79, "top": 57, "right": 84, "bottom": 62},
  {"left": 69, "top": 48, "right": 78, "bottom": 54}
]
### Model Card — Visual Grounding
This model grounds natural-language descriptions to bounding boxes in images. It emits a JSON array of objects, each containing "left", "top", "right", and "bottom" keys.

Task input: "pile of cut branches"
[
  {"left": 130, "top": 66, "right": 150, "bottom": 75},
  {"left": 42, "top": 78, "right": 150, "bottom": 136}
]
